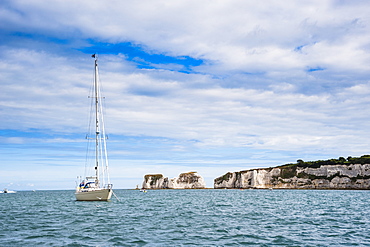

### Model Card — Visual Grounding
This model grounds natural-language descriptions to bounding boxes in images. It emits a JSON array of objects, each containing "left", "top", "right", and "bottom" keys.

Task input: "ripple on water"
[{"left": 1, "top": 189, "right": 370, "bottom": 246}]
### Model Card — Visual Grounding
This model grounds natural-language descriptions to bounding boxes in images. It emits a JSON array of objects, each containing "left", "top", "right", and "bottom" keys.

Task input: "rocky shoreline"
[
  {"left": 214, "top": 164, "right": 370, "bottom": 189},
  {"left": 141, "top": 155, "right": 370, "bottom": 190}
]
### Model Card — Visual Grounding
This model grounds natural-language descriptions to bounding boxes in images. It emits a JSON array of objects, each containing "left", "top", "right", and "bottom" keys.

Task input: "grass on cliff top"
[
  {"left": 275, "top": 155, "right": 370, "bottom": 169},
  {"left": 179, "top": 171, "right": 197, "bottom": 175},
  {"left": 218, "top": 155, "right": 370, "bottom": 178}
]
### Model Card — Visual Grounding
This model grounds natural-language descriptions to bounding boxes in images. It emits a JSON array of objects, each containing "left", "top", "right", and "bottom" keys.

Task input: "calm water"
[{"left": 1, "top": 189, "right": 370, "bottom": 246}]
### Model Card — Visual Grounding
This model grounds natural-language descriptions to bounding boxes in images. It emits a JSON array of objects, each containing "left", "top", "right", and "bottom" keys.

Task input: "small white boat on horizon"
[{"left": 1, "top": 188, "right": 16, "bottom": 193}]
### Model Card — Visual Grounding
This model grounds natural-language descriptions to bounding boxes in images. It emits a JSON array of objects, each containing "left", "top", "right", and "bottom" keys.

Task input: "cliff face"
[
  {"left": 142, "top": 174, "right": 168, "bottom": 189},
  {"left": 142, "top": 172, "right": 206, "bottom": 189},
  {"left": 214, "top": 164, "right": 370, "bottom": 189}
]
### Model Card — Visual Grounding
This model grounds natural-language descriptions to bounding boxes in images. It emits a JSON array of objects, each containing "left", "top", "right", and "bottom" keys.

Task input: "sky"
[{"left": 1, "top": 0, "right": 370, "bottom": 190}]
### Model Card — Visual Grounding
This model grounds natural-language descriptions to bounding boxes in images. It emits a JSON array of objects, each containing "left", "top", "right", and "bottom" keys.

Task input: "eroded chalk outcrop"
[
  {"left": 214, "top": 163, "right": 370, "bottom": 190},
  {"left": 142, "top": 174, "right": 168, "bottom": 189},
  {"left": 142, "top": 172, "right": 206, "bottom": 189}
]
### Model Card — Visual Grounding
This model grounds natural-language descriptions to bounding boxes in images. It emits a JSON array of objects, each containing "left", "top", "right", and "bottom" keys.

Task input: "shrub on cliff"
[
  {"left": 214, "top": 172, "right": 233, "bottom": 184},
  {"left": 280, "top": 165, "right": 297, "bottom": 178},
  {"left": 280, "top": 155, "right": 370, "bottom": 169}
]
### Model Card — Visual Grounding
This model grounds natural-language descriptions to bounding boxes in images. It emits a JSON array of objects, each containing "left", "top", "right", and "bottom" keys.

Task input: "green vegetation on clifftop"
[{"left": 277, "top": 155, "right": 370, "bottom": 169}]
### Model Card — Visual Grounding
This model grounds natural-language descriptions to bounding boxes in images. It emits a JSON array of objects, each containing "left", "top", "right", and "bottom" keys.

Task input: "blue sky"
[{"left": 1, "top": 0, "right": 370, "bottom": 190}]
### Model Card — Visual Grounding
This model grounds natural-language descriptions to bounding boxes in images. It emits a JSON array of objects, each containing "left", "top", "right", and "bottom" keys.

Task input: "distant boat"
[
  {"left": 75, "top": 55, "right": 113, "bottom": 201},
  {"left": 1, "top": 188, "right": 16, "bottom": 193}
]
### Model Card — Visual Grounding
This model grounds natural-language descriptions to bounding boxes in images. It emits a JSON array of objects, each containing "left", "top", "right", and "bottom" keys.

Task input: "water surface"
[{"left": 1, "top": 189, "right": 369, "bottom": 246}]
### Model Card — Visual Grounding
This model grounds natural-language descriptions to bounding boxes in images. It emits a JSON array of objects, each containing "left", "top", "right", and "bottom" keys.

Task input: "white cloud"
[
  {"left": 1, "top": 0, "right": 370, "bottom": 189},
  {"left": 1, "top": 47, "right": 369, "bottom": 152}
]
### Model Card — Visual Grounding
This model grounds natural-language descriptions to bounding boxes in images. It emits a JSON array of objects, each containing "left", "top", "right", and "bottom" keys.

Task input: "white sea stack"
[{"left": 142, "top": 172, "right": 206, "bottom": 189}]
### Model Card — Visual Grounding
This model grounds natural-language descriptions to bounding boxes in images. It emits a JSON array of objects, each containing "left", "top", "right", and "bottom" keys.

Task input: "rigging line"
[
  {"left": 112, "top": 191, "right": 121, "bottom": 202},
  {"left": 84, "top": 68, "right": 96, "bottom": 178},
  {"left": 85, "top": 89, "right": 96, "bottom": 178},
  {"left": 99, "top": 93, "right": 110, "bottom": 184},
  {"left": 95, "top": 62, "right": 111, "bottom": 185}
]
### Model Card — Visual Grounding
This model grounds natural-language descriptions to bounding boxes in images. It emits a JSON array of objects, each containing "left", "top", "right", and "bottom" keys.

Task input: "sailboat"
[
  {"left": 75, "top": 54, "right": 113, "bottom": 201},
  {"left": 1, "top": 188, "right": 16, "bottom": 193}
]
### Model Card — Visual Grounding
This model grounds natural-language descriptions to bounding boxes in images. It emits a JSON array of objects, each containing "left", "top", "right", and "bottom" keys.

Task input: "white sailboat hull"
[{"left": 75, "top": 188, "right": 113, "bottom": 201}]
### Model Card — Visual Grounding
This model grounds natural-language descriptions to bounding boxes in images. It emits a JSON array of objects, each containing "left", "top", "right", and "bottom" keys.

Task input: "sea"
[{"left": 1, "top": 189, "right": 370, "bottom": 246}]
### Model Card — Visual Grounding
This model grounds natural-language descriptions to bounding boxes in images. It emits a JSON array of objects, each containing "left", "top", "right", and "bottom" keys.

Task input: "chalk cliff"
[
  {"left": 214, "top": 156, "right": 370, "bottom": 189},
  {"left": 142, "top": 174, "right": 168, "bottom": 189},
  {"left": 142, "top": 172, "right": 206, "bottom": 189}
]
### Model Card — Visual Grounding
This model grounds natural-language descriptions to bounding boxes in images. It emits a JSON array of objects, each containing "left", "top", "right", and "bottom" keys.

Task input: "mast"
[
  {"left": 94, "top": 55, "right": 99, "bottom": 183},
  {"left": 89, "top": 53, "right": 110, "bottom": 188}
]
